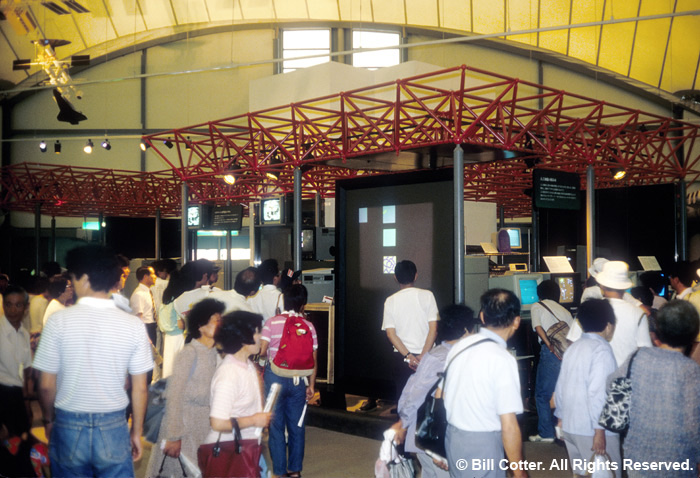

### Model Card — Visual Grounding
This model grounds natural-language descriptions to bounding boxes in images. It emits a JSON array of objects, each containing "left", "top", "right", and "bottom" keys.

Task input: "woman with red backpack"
[{"left": 260, "top": 284, "right": 318, "bottom": 478}]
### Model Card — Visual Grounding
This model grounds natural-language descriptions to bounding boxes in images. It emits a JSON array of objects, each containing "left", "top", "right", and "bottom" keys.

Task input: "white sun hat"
[{"left": 596, "top": 260, "right": 633, "bottom": 290}]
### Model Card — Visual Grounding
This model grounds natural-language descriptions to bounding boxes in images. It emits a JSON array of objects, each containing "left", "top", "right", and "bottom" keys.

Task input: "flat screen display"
[{"left": 519, "top": 279, "right": 539, "bottom": 305}]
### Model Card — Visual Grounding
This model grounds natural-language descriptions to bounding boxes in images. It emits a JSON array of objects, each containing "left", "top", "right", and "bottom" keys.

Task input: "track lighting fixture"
[
  {"left": 223, "top": 173, "right": 236, "bottom": 185},
  {"left": 266, "top": 171, "right": 279, "bottom": 180},
  {"left": 54, "top": 140, "right": 61, "bottom": 154},
  {"left": 163, "top": 139, "right": 174, "bottom": 149},
  {"left": 102, "top": 139, "right": 111, "bottom": 150},
  {"left": 39, "top": 140, "right": 47, "bottom": 152},
  {"left": 84, "top": 139, "right": 93, "bottom": 154},
  {"left": 140, "top": 141, "right": 150, "bottom": 151},
  {"left": 185, "top": 137, "right": 192, "bottom": 151},
  {"left": 612, "top": 167, "right": 627, "bottom": 180}
]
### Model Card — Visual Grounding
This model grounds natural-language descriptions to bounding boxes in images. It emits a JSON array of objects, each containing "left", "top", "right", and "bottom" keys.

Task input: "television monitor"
[
  {"left": 260, "top": 196, "right": 285, "bottom": 225},
  {"left": 506, "top": 228, "right": 521, "bottom": 249},
  {"left": 550, "top": 272, "right": 581, "bottom": 308},
  {"left": 488, "top": 273, "right": 543, "bottom": 312},
  {"left": 187, "top": 205, "right": 201, "bottom": 229},
  {"left": 301, "top": 228, "right": 314, "bottom": 259}
]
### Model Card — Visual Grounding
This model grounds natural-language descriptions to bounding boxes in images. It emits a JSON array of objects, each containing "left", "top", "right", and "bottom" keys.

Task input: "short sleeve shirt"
[
  {"left": 381, "top": 287, "right": 438, "bottom": 353},
  {"left": 0, "top": 317, "right": 32, "bottom": 387}
]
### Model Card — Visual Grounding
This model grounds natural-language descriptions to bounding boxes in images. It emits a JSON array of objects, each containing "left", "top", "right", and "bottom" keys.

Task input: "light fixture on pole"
[
  {"left": 39, "top": 140, "right": 47, "bottom": 152},
  {"left": 101, "top": 139, "right": 111, "bottom": 150},
  {"left": 54, "top": 140, "right": 61, "bottom": 154},
  {"left": 83, "top": 139, "right": 93, "bottom": 154}
]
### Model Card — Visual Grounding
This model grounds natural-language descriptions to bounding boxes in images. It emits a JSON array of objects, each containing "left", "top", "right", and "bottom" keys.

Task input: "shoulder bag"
[
  {"left": 539, "top": 301, "right": 571, "bottom": 359},
  {"left": 414, "top": 338, "right": 494, "bottom": 460},
  {"left": 197, "top": 419, "right": 262, "bottom": 478},
  {"left": 598, "top": 350, "right": 639, "bottom": 434}
]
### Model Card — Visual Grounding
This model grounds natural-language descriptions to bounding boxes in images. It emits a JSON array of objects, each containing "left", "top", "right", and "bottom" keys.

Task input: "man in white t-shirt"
[
  {"left": 33, "top": 245, "right": 153, "bottom": 477},
  {"left": 381, "top": 260, "right": 438, "bottom": 402},
  {"left": 568, "top": 261, "right": 651, "bottom": 366},
  {"left": 247, "top": 259, "right": 283, "bottom": 323},
  {"left": 442, "top": 289, "right": 527, "bottom": 478},
  {"left": 528, "top": 280, "right": 573, "bottom": 443},
  {"left": 130, "top": 265, "right": 158, "bottom": 346},
  {"left": 173, "top": 259, "right": 222, "bottom": 319}
]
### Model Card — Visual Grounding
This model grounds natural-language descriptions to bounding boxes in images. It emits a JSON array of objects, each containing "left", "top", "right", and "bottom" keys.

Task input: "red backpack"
[{"left": 271, "top": 314, "right": 315, "bottom": 377}]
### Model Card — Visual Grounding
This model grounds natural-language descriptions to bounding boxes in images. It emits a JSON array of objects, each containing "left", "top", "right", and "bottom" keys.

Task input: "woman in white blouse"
[{"left": 203, "top": 311, "right": 271, "bottom": 473}]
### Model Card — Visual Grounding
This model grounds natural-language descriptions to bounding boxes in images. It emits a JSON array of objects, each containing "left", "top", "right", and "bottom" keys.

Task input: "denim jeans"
[
  {"left": 535, "top": 344, "right": 561, "bottom": 438},
  {"left": 50, "top": 408, "right": 133, "bottom": 478},
  {"left": 264, "top": 365, "right": 308, "bottom": 476}
]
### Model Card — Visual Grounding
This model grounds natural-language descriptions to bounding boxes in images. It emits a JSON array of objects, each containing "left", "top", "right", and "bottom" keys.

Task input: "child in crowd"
[{"left": 554, "top": 299, "right": 621, "bottom": 476}]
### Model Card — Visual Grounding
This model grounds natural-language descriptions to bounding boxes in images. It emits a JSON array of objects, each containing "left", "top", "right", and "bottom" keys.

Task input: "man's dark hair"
[
  {"left": 577, "top": 298, "right": 615, "bottom": 333},
  {"left": 259, "top": 259, "right": 279, "bottom": 285},
  {"left": 437, "top": 304, "right": 475, "bottom": 342},
  {"left": 630, "top": 286, "right": 653, "bottom": 308},
  {"left": 215, "top": 310, "right": 263, "bottom": 354},
  {"left": 234, "top": 267, "right": 261, "bottom": 297},
  {"left": 639, "top": 271, "right": 666, "bottom": 295},
  {"left": 537, "top": 280, "right": 560, "bottom": 302},
  {"left": 191, "top": 259, "right": 218, "bottom": 281},
  {"left": 162, "top": 267, "right": 196, "bottom": 305},
  {"left": 2, "top": 284, "right": 28, "bottom": 303},
  {"left": 152, "top": 259, "right": 177, "bottom": 275},
  {"left": 135, "top": 266, "right": 152, "bottom": 282},
  {"left": 654, "top": 300, "right": 700, "bottom": 353},
  {"left": 30, "top": 277, "right": 50, "bottom": 295},
  {"left": 115, "top": 254, "right": 130, "bottom": 269},
  {"left": 480, "top": 288, "right": 520, "bottom": 328},
  {"left": 48, "top": 274, "right": 70, "bottom": 299},
  {"left": 186, "top": 298, "right": 226, "bottom": 343},
  {"left": 668, "top": 261, "right": 696, "bottom": 288},
  {"left": 66, "top": 245, "right": 122, "bottom": 293},
  {"left": 394, "top": 260, "right": 417, "bottom": 285},
  {"left": 41, "top": 261, "right": 62, "bottom": 278},
  {"left": 283, "top": 284, "right": 308, "bottom": 313}
]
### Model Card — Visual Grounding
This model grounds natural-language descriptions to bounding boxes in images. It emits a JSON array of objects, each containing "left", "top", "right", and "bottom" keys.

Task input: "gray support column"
[
  {"left": 531, "top": 207, "right": 539, "bottom": 272},
  {"left": 50, "top": 217, "right": 56, "bottom": 261},
  {"left": 454, "top": 144, "right": 465, "bottom": 304},
  {"left": 98, "top": 212, "right": 105, "bottom": 245},
  {"left": 181, "top": 182, "right": 188, "bottom": 264},
  {"left": 586, "top": 165, "right": 596, "bottom": 275},
  {"left": 679, "top": 179, "right": 688, "bottom": 261},
  {"left": 155, "top": 208, "right": 161, "bottom": 260},
  {"left": 226, "top": 230, "right": 233, "bottom": 289},
  {"left": 34, "top": 203, "right": 41, "bottom": 274},
  {"left": 294, "top": 167, "right": 302, "bottom": 271}
]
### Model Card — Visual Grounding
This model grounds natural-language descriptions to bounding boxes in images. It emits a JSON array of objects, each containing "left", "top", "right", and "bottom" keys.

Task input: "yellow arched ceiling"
[{"left": 0, "top": 0, "right": 698, "bottom": 98}]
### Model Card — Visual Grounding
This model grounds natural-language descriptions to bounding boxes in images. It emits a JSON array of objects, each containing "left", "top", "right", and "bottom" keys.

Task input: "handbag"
[
  {"left": 598, "top": 350, "right": 639, "bottom": 434},
  {"left": 154, "top": 454, "right": 188, "bottom": 478},
  {"left": 387, "top": 442, "right": 415, "bottom": 478},
  {"left": 197, "top": 420, "right": 262, "bottom": 478},
  {"left": 539, "top": 301, "right": 571, "bottom": 359},
  {"left": 414, "top": 338, "right": 494, "bottom": 460}
]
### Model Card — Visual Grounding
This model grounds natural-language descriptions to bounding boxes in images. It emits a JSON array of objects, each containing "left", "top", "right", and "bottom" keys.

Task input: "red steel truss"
[{"left": 3, "top": 65, "right": 699, "bottom": 218}]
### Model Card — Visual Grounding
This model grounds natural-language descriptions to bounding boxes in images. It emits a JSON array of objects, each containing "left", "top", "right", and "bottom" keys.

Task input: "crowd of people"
[{"left": 1, "top": 250, "right": 700, "bottom": 478}]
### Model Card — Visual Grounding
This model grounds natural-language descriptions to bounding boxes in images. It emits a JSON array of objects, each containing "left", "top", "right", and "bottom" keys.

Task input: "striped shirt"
[
  {"left": 33, "top": 296, "right": 153, "bottom": 413},
  {"left": 261, "top": 311, "right": 318, "bottom": 361}
]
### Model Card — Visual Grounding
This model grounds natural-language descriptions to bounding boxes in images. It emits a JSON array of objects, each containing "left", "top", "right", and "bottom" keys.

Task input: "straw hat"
[
  {"left": 596, "top": 261, "right": 633, "bottom": 290},
  {"left": 588, "top": 257, "right": 609, "bottom": 278}
]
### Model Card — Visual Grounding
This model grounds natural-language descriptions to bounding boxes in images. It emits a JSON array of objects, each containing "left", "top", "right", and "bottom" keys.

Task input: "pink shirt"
[{"left": 261, "top": 311, "right": 318, "bottom": 361}]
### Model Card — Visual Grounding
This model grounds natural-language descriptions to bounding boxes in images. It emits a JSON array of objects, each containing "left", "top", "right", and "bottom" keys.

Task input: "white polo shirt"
[
  {"left": 0, "top": 316, "right": 32, "bottom": 388},
  {"left": 247, "top": 284, "right": 282, "bottom": 322},
  {"left": 173, "top": 286, "right": 222, "bottom": 319},
  {"left": 381, "top": 287, "right": 438, "bottom": 354},
  {"left": 443, "top": 328, "right": 523, "bottom": 431},
  {"left": 33, "top": 296, "right": 153, "bottom": 413},
  {"left": 209, "top": 289, "right": 252, "bottom": 315},
  {"left": 567, "top": 297, "right": 651, "bottom": 366}
]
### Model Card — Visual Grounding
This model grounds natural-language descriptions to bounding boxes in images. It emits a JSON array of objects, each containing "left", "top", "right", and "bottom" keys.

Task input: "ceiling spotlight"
[
  {"left": 140, "top": 141, "right": 150, "bottom": 151},
  {"left": 84, "top": 139, "right": 93, "bottom": 154},
  {"left": 39, "top": 140, "right": 47, "bottom": 153},
  {"left": 101, "top": 139, "right": 111, "bottom": 150},
  {"left": 185, "top": 137, "right": 192, "bottom": 151},
  {"left": 223, "top": 174, "right": 236, "bottom": 185},
  {"left": 266, "top": 171, "right": 278, "bottom": 180},
  {"left": 163, "top": 139, "right": 174, "bottom": 149},
  {"left": 612, "top": 167, "right": 627, "bottom": 180},
  {"left": 54, "top": 140, "right": 61, "bottom": 154}
]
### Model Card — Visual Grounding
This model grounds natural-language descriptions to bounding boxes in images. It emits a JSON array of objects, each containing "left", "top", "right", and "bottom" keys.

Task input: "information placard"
[
  {"left": 533, "top": 169, "right": 581, "bottom": 210},
  {"left": 210, "top": 205, "right": 243, "bottom": 230}
]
